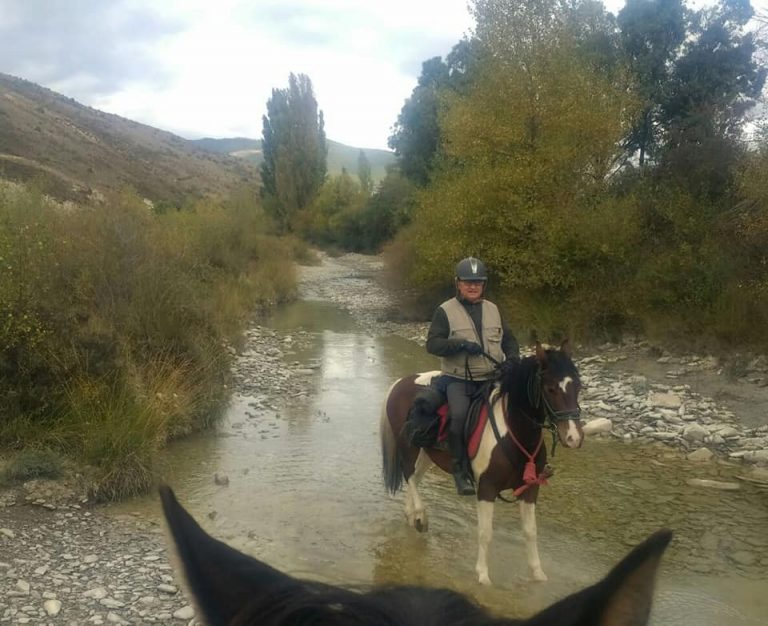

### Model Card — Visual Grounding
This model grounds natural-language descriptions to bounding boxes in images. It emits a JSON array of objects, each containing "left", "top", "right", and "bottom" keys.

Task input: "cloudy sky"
[{"left": 1, "top": 0, "right": 764, "bottom": 150}]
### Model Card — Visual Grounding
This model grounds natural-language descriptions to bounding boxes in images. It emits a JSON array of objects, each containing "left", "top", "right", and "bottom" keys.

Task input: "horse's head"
[
  {"left": 160, "top": 484, "right": 671, "bottom": 626},
  {"left": 534, "top": 340, "right": 583, "bottom": 449}
]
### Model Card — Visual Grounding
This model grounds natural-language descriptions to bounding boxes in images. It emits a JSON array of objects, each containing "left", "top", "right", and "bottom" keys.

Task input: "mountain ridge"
[{"left": 0, "top": 73, "right": 395, "bottom": 203}]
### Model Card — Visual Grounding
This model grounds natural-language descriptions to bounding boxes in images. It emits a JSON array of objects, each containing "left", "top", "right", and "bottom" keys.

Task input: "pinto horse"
[
  {"left": 380, "top": 342, "right": 583, "bottom": 585},
  {"left": 160, "top": 484, "right": 672, "bottom": 626}
]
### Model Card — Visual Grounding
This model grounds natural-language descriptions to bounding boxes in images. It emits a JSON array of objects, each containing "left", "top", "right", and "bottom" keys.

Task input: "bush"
[
  {"left": 0, "top": 184, "right": 299, "bottom": 498},
  {"left": 3, "top": 448, "right": 64, "bottom": 483}
]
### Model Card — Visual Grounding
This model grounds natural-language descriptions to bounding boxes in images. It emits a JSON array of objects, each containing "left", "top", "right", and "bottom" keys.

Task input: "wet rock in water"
[
  {"left": 729, "top": 550, "right": 757, "bottom": 566},
  {"left": 687, "top": 478, "right": 740, "bottom": 490},
  {"left": 687, "top": 447, "right": 714, "bottom": 462},
  {"left": 214, "top": 473, "right": 230, "bottom": 486}
]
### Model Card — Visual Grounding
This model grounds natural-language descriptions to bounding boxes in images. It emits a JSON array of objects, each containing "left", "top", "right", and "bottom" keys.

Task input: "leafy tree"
[
  {"left": 660, "top": 0, "right": 766, "bottom": 197},
  {"left": 357, "top": 168, "right": 417, "bottom": 251},
  {"left": 388, "top": 40, "right": 477, "bottom": 186},
  {"left": 617, "top": 0, "right": 686, "bottom": 166},
  {"left": 260, "top": 73, "right": 327, "bottom": 232},
  {"left": 295, "top": 171, "right": 365, "bottom": 247},
  {"left": 401, "top": 0, "right": 637, "bottom": 336},
  {"left": 357, "top": 150, "right": 373, "bottom": 195}
]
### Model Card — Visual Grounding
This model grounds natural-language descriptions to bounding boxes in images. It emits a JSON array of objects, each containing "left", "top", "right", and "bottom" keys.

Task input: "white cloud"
[{"left": 3, "top": 0, "right": 766, "bottom": 149}]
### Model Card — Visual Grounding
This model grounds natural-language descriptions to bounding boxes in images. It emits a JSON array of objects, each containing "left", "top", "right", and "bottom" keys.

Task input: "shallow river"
[{"left": 113, "top": 300, "right": 768, "bottom": 625}]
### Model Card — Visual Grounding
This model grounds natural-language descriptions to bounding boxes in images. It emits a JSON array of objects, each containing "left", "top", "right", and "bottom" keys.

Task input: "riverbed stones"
[
  {"left": 687, "top": 447, "right": 714, "bottom": 462},
  {"left": 686, "top": 478, "right": 741, "bottom": 490}
]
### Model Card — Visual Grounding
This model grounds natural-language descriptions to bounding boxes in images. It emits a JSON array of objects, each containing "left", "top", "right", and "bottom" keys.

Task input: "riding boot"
[{"left": 448, "top": 432, "right": 475, "bottom": 496}]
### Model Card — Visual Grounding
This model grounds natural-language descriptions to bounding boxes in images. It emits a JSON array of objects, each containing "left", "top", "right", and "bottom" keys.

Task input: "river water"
[{"left": 112, "top": 299, "right": 768, "bottom": 625}]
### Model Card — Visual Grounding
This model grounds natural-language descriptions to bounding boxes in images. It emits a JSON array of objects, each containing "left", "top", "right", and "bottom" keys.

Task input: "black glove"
[{"left": 463, "top": 341, "right": 484, "bottom": 355}]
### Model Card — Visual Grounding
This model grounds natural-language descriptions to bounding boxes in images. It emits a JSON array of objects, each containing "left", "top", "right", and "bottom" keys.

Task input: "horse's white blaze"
[
  {"left": 414, "top": 371, "right": 441, "bottom": 386},
  {"left": 475, "top": 500, "right": 494, "bottom": 586},
  {"left": 565, "top": 419, "right": 582, "bottom": 448},
  {"left": 558, "top": 376, "right": 573, "bottom": 394},
  {"left": 520, "top": 501, "right": 547, "bottom": 581}
]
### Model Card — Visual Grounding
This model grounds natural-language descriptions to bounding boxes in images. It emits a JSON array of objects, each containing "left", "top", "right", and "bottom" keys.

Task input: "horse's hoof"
[
  {"left": 477, "top": 573, "right": 492, "bottom": 586},
  {"left": 414, "top": 518, "right": 428, "bottom": 533},
  {"left": 531, "top": 569, "right": 548, "bottom": 582}
]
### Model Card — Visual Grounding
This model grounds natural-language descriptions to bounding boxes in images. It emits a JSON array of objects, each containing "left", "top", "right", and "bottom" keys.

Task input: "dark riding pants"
[{"left": 435, "top": 376, "right": 484, "bottom": 437}]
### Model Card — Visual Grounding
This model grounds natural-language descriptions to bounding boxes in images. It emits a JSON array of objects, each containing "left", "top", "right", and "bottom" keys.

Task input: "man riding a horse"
[{"left": 426, "top": 256, "right": 520, "bottom": 496}]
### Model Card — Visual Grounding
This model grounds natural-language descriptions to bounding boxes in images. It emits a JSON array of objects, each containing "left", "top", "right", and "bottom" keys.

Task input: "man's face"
[{"left": 457, "top": 279, "right": 485, "bottom": 303}]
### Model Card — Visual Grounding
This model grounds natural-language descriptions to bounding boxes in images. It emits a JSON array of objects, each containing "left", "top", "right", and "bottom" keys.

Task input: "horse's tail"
[{"left": 380, "top": 379, "right": 404, "bottom": 495}]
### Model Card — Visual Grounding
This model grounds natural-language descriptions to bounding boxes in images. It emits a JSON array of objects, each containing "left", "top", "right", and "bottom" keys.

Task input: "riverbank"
[{"left": 1, "top": 251, "right": 766, "bottom": 625}]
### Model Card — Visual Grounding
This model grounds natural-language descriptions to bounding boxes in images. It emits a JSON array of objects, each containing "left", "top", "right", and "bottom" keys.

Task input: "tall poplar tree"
[{"left": 261, "top": 73, "right": 327, "bottom": 232}]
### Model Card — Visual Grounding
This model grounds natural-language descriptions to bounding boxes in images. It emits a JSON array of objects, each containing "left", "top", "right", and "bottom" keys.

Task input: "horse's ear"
[
  {"left": 159, "top": 484, "right": 305, "bottom": 626},
  {"left": 560, "top": 339, "right": 572, "bottom": 359},
  {"left": 535, "top": 341, "right": 548, "bottom": 365},
  {"left": 523, "top": 530, "right": 672, "bottom": 626}
]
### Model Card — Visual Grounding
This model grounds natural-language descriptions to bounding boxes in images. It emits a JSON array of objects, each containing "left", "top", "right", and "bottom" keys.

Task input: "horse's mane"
[{"left": 499, "top": 350, "right": 580, "bottom": 408}]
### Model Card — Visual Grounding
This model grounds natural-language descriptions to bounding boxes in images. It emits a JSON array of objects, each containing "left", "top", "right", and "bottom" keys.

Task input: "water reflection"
[{"left": 110, "top": 300, "right": 767, "bottom": 626}]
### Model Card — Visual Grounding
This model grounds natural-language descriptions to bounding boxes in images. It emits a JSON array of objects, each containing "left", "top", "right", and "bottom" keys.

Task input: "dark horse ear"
[
  {"left": 535, "top": 341, "right": 548, "bottom": 365},
  {"left": 560, "top": 338, "right": 572, "bottom": 359},
  {"left": 159, "top": 484, "right": 305, "bottom": 626},
  {"left": 523, "top": 530, "right": 672, "bottom": 626}
]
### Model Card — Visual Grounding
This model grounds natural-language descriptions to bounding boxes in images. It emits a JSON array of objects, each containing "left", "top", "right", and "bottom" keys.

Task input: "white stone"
[
  {"left": 43, "top": 600, "right": 62, "bottom": 617},
  {"left": 682, "top": 424, "right": 708, "bottom": 442},
  {"left": 83, "top": 554, "right": 98, "bottom": 564},
  {"left": 582, "top": 418, "right": 612, "bottom": 435},
  {"left": 743, "top": 450, "right": 768, "bottom": 465},
  {"left": 84, "top": 587, "right": 108, "bottom": 600},
  {"left": 16, "top": 580, "right": 30, "bottom": 594},
  {"left": 687, "top": 447, "right": 714, "bottom": 462},
  {"left": 0, "top": 528, "right": 15, "bottom": 539},
  {"left": 649, "top": 392, "right": 682, "bottom": 409},
  {"left": 173, "top": 605, "right": 195, "bottom": 620}
]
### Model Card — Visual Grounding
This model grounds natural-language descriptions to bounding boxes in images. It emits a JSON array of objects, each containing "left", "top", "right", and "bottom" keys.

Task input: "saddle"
[{"left": 404, "top": 383, "right": 494, "bottom": 460}]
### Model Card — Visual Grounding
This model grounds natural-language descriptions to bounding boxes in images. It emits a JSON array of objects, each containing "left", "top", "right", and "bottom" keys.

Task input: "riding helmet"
[{"left": 455, "top": 257, "right": 487, "bottom": 281}]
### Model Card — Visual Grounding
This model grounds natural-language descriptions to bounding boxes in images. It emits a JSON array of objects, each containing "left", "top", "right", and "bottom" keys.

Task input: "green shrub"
[
  {"left": 0, "top": 184, "right": 299, "bottom": 499},
  {"left": 3, "top": 448, "right": 64, "bottom": 483}
]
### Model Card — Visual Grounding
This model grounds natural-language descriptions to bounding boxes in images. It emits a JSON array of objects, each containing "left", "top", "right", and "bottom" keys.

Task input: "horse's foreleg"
[
  {"left": 405, "top": 450, "right": 432, "bottom": 532},
  {"left": 475, "top": 499, "right": 494, "bottom": 585},
  {"left": 519, "top": 501, "right": 547, "bottom": 581}
]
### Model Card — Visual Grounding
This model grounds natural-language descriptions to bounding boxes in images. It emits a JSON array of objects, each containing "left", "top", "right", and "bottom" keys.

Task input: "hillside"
[
  {"left": 0, "top": 74, "right": 257, "bottom": 204},
  {"left": 190, "top": 137, "right": 395, "bottom": 182}
]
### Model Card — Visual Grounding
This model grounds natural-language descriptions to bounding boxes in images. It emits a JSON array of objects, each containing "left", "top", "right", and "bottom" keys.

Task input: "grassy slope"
[{"left": 0, "top": 73, "right": 257, "bottom": 204}]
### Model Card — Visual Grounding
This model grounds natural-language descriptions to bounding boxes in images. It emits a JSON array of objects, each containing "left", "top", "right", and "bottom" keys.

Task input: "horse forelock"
[{"left": 545, "top": 349, "right": 580, "bottom": 383}]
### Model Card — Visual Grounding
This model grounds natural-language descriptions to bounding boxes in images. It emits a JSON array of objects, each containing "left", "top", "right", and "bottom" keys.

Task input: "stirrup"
[{"left": 452, "top": 471, "right": 475, "bottom": 496}]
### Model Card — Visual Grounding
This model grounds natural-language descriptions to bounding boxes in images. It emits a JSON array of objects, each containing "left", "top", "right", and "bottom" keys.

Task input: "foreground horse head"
[{"left": 160, "top": 485, "right": 671, "bottom": 626}]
